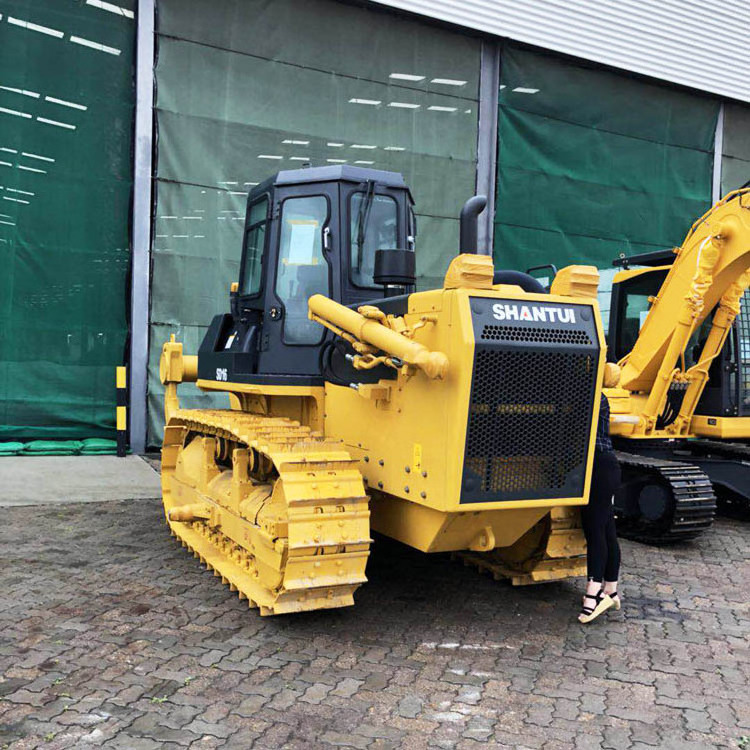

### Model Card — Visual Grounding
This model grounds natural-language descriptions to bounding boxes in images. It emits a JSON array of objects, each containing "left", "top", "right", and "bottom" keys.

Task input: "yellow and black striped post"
[{"left": 116, "top": 366, "right": 127, "bottom": 457}]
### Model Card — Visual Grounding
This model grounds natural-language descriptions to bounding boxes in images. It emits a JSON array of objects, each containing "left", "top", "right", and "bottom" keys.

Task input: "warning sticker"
[{"left": 413, "top": 443, "right": 422, "bottom": 473}]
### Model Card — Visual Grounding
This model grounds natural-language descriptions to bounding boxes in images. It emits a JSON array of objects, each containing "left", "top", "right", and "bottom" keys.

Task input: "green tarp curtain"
[
  {"left": 0, "top": 0, "right": 135, "bottom": 439},
  {"left": 494, "top": 45, "right": 719, "bottom": 273},
  {"left": 722, "top": 103, "right": 750, "bottom": 194},
  {"left": 149, "top": 0, "right": 482, "bottom": 445}
]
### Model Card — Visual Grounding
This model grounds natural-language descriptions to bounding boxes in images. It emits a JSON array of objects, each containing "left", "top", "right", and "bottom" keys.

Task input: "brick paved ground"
[{"left": 1, "top": 496, "right": 748, "bottom": 749}]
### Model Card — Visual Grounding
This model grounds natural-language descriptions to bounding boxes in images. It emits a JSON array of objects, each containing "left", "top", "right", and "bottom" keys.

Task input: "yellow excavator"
[
  {"left": 158, "top": 165, "right": 608, "bottom": 615},
  {"left": 608, "top": 246, "right": 750, "bottom": 523},
  {"left": 603, "top": 189, "right": 750, "bottom": 541}
]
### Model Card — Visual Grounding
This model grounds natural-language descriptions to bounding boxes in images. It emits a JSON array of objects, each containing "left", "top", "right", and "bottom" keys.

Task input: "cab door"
[{"left": 257, "top": 183, "right": 338, "bottom": 377}]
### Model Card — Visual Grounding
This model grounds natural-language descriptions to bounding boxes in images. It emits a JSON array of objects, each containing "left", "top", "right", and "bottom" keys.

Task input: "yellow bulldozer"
[{"left": 159, "top": 166, "right": 608, "bottom": 615}]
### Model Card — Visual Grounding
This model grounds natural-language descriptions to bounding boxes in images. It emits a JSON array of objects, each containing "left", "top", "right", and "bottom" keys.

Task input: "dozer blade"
[
  {"left": 161, "top": 409, "right": 371, "bottom": 616},
  {"left": 455, "top": 507, "right": 588, "bottom": 586}
]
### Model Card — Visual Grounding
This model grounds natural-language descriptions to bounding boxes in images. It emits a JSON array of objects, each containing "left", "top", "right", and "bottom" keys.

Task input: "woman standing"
[{"left": 578, "top": 385, "right": 622, "bottom": 624}]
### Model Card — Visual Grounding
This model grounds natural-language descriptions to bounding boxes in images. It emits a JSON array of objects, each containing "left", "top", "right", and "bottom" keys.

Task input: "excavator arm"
[{"left": 613, "top": 189, "right": 750, "bottom": 437}]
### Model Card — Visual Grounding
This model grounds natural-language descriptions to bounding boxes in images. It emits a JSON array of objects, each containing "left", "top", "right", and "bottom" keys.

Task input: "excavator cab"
[
  {"left": 198, "top": 166, "right": 416, "bottom": 385},
  {"left": 609, "top": 254, "right": 750, "bottom": 420},
  {"left": 607, "top": 260, "right": 669, "bottom": 363},
  {"left": 690, "top": 302, "right": 750, "bottom": 420}
]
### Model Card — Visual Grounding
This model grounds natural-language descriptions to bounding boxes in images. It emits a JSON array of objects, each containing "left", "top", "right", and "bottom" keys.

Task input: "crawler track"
[
  {"left": 675, "top": 439, "right": 750, "bottom": 518},
  {"left": 614, "top": 451, "right": 716, "bottom": 544},
  {"left": 689, "top": 439, "right": 750, "bottom": 461},
  {"left": 162, "top": 409, "right": 371, "bottom": 615}
]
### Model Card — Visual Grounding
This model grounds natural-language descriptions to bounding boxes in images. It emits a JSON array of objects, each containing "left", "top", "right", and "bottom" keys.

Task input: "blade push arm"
[
  {"left": 308, "top": 294, "right": 449, "bottom": 380},
  {"left": 159, "top": 335, "right": 198, "bottom": 422}
]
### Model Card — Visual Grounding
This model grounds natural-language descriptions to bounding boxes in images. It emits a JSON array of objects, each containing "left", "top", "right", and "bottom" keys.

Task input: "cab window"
[
  {"left": 240, "top": 197, "right": 268, "bottom": 296},
  {"left": 622, "top": 290, "right": 651, "bottom": 355},
  {"left": 614, "top": 271, "right": 666, "bottom": 360},
  {"left": 275, "top": 195, "right": 329, "bottom": 344},
  {"left": 350, "top": 191, "right": 398, "bottom": 288}
]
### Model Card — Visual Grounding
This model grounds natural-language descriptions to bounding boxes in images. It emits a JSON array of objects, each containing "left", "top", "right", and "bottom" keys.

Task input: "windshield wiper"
[{"left": 355, "top": 180, "right": 376, "bottom": 273}]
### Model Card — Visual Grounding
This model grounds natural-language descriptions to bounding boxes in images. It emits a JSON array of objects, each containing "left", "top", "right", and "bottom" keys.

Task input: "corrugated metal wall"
[{"left": 369, "top": 0, "right": 750, "bottom": 103}]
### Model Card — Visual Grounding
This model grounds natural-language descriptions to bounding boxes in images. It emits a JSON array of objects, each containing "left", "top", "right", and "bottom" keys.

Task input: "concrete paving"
[
  {"left": 0, "top": 456, "right": 161, "bottom": 506},
  {"left": 0, "top": 495, "right": 748, "bottom": 749}
]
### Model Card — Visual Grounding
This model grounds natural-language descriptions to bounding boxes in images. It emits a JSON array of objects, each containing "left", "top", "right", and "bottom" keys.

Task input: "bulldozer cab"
[{"left": 198, "top": 166, "right": 416, "bottom": 385}]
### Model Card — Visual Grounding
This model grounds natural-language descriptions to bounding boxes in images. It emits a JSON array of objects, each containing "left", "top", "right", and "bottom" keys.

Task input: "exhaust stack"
[{"left": 459, "top": 195, "right": 488, "bottom": 255}]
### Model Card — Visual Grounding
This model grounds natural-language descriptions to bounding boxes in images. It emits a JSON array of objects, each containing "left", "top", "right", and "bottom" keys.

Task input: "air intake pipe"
[
  {"left": 493, "top": 270, "right": 547, "bottom": 294},
  {"left": 459, "top": 195, "right": 488, "bottom": 255}
]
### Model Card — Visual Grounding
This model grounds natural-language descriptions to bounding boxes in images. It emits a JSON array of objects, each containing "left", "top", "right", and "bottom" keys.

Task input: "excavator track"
[
  {"left": 675, "top": 439, "right": 750, "bottom": 517},
  {"left": 614, "top": 450, "right": 716, "bottom": 544},
  {"left": 455, "top": 507, "right": 588, "bottom": 585},
  {"left": 161, "top": 409, "right": 371, "bottom": 615},
  {"left": 689, "top": 439, "right": 750, "bottom": 460}
]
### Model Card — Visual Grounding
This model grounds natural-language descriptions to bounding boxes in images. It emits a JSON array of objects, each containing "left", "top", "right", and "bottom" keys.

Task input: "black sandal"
[
  {"left": 578, "top": 588, "right": 614, "bottom": 623},
  {"left": 607, "top": 589, "right": 621, "bottom": 611}
]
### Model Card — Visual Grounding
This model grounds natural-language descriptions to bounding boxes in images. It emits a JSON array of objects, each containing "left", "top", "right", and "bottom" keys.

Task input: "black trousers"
[{"left": 581, "top": 450, "right": 621, "bottom": 583}]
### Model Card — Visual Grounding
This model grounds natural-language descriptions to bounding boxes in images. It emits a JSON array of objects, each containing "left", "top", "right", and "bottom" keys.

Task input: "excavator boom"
[
  {"left": 616, "top": 189, "right": 750, "bottom": 435},
  {"left": 605, "top": 189, "right": 750, "bottom": 544}
]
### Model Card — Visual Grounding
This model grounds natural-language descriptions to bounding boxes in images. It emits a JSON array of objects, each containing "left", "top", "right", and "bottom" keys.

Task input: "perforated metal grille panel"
[
  {"left": 461, "top": 298, "right": 600, "bottom": 503},
  {"left": 481, "top": 325, "right": 592, "bottom": 345},
  {"left": 739, "top": 291, "right": 750, "bottom": 417}
]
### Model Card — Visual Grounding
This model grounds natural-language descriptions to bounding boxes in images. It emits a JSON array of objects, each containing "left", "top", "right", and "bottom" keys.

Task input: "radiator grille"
[
  {"left": 462, "top": 348, "right": 597, "bottom": 501},
  {"left": 739, "top": 291, "right": 750, "bottom": 417},
  {"left": 481, "top": 325, "right": 592, "bottom": 345}
]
